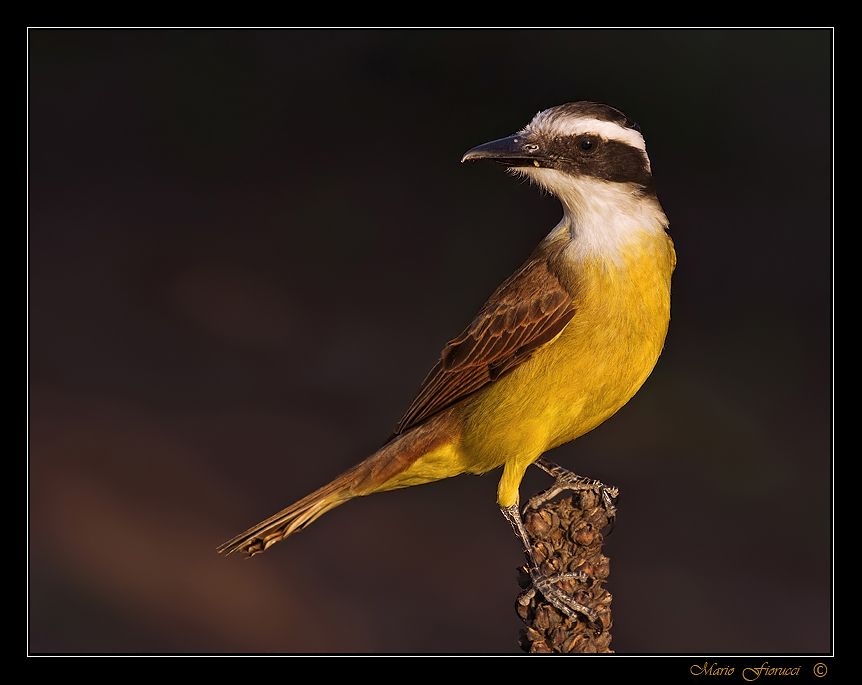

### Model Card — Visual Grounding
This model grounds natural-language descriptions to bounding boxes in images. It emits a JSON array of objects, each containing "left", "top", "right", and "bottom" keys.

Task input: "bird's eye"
[{"left": 579, "top": 137, "right": 597, "bottom": 152}]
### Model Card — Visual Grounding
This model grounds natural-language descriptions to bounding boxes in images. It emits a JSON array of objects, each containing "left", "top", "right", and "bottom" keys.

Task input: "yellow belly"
[
  {"left": 467, "top": 234, "right": 673, "bottom": 503},
  {"left": 387, "top": 232, "right": 675, "bottom": 506}
]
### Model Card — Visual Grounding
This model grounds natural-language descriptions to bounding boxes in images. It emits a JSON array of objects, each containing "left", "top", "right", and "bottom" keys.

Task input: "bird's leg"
[
  {"left": 501, "top": 504, "right": 600, "bottom": 630},
  {"left": 526, "top": 457, "right": 619, "bottom": 518}
]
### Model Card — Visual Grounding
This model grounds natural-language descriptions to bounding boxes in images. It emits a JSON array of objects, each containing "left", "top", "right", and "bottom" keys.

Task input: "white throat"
[{"left": 522, "top": 167, "right": 668, "bottom": 263}]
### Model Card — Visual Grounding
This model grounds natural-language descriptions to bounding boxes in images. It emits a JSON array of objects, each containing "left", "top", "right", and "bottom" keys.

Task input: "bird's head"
[{"left": 462, "top": 102, "right": 653, "bottom": 200}]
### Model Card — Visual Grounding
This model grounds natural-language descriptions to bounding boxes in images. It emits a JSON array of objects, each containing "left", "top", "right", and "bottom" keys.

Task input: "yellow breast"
[{"left": 460, "top": 231, "right": 675, "bottom": 472}]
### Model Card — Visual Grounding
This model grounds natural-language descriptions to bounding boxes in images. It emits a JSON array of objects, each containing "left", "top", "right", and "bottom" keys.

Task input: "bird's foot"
[
  {"left": 502, "top": 503, "right": 605, "bottom": 634},
  {"left": 526, "top": 459, "right": 619, "bottom": 521},
  {"left": 520, "top": 568, "right": 602, "bottom": 633}
]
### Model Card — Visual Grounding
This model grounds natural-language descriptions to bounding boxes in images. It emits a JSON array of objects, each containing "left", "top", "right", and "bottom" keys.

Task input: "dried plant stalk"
[{"left": 516, "top": 490, "right": 614, "bottom": 653}]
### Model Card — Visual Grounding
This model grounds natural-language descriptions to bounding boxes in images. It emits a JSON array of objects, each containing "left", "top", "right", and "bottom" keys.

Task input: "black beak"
[{"left": 461, "top": 134, "right": 543, "bottom": 167}]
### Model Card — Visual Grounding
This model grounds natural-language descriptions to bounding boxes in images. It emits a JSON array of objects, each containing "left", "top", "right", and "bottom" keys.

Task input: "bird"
[{"left": 218, "top": 102, "right": 675, "bottom": 627}]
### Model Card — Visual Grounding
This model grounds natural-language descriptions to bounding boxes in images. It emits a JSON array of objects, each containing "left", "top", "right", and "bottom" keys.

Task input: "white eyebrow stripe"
[{"left": 533, "top": 117, "right": 647, "bottom": 152}]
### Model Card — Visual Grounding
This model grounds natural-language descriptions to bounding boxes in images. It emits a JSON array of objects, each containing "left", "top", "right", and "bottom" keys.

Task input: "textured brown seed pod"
[{"left": 516, "top": 491, "right": 615, "bottom": 654}]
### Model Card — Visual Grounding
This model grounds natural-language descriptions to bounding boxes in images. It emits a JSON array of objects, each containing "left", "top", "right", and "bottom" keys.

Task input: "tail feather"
[
  {"left": 217, "top": 411, "right": 456, "bottom": 557},
  {"left": 217, "top": 469, "right": 356, "bottom": 557}
]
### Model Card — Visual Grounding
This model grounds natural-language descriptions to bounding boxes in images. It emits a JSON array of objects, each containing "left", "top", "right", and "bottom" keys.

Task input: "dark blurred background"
[{"left": 28, "top": 29, "right": 832, "bottom": 653}]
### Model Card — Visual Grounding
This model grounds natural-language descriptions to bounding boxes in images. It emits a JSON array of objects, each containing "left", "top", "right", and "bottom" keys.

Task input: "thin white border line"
[
  {"left": 24, "top": 26, "right": 838, "bottom": 30},
  {"left": 829, "top": 25, "right": 836, "bottom": 659},
  {"left": 24, "top": 26, "right": 837, "bottom": 659},
  {"left": 26, "top": 25, "right": 31, "bottom": 659}
]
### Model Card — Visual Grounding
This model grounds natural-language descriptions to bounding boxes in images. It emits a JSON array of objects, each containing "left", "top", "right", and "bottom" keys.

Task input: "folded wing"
[{"left": 395, "top": 250, "right": 576, "bottom": 434}]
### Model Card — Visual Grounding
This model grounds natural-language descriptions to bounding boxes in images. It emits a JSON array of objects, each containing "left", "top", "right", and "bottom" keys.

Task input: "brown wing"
[{"left": 394, "top": 249, "right": 576, "bottom": 435}]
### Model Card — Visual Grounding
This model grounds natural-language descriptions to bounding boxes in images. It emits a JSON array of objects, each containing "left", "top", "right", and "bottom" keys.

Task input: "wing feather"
[{"left": 394, "top": 249, "right": 576, "bottom": 435}]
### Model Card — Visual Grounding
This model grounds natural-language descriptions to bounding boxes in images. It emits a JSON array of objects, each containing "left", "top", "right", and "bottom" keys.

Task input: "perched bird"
[{"left": 219, "top": 102, "right": 675, "bottom": 626}]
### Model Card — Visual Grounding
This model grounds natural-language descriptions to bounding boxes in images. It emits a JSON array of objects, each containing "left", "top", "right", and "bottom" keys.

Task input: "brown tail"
[
  {"left": 216, "top": 470, "right": 355, "bottom": 557},
  {"left": 217, "top": 412, "right": 455, "bottom": 557}
]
